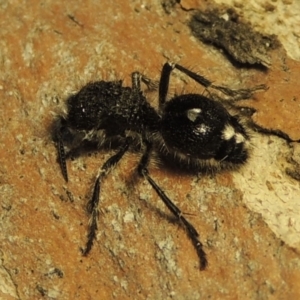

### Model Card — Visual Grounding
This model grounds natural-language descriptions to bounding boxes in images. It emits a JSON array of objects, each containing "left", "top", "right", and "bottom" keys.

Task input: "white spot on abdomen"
[
  {"left": 186, "top": 108, "right": 202, "bottom": 122},
  {"left": 222, "top": 125, "right": 235, "bottom": 140}
]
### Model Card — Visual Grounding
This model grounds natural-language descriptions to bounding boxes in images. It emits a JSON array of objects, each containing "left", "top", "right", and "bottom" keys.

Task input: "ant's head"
[
  {"left": 53, "top": 116, "right": 86, "bottom": 182},
  {"left": 53, "top": 116, "right": 85, "bottom": 147}
]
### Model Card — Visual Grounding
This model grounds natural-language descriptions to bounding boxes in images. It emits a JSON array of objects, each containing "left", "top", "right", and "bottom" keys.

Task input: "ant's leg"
[
  {"left": 131, "top": 72, "right": 159, "bottom": 93},
  {"left": 56, "top": 130, "right": 94, "bottom": 183},
  {"left": 131, "top": 72, "right": 143, "bottom": 93},
  {"left": 158, "top": 63, "right": 172, "bottom": 109},
  {"left": 141, "top": 75, "right": 159, "bottom": 91},
  {"left": 173, "top": 63, "right": 267, "bottom": 100},
  {"left": 54, "top": 117, "right": 70, "bottom": 182},
  {"left": 82, "top": 137, "right": 132, "bottom": 256},
  {"left": 54, "top": 116, "right": 90, "bottom": 183},
  {"left": 57, "top": 136, "right": 68, "bottom": 182},
  {"left": 138, "top": 140, "right": 208, "bottom": 270},
  {"left": 173, "top": 63, "right": 212, "bottom": 88},
  {"left": 211, "top": 82, "right": 267, "bottom": 100},
  {"left": 159, "top": 62, "right": 211, "bottom": 110}
]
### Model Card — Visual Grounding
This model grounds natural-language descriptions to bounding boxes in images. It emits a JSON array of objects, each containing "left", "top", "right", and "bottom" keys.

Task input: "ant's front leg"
[
  {"left": 131, "top": 71, "right": 159, "bottom": 95},
  {"left": 54, "top": 117, "right": 72, "bottom": 182},
  {"left": 174, "top": 63, "right": 267, "bottom": 100}
]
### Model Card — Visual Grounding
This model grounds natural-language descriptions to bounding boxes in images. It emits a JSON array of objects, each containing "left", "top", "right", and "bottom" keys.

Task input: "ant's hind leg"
[
  {"left": 137, "top": 139, "right": 208, "bottom": 270},
  {"left": 158, "top": 62, "right": 212, "bottom": 110},
  {"left": 173, "top": 63, "right": 267, "bottom": 100}
]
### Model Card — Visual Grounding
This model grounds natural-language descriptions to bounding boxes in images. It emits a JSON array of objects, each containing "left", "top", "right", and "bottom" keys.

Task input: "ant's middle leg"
[{"left": 82, "top": 136, "right": 132, "bottom": 255}]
